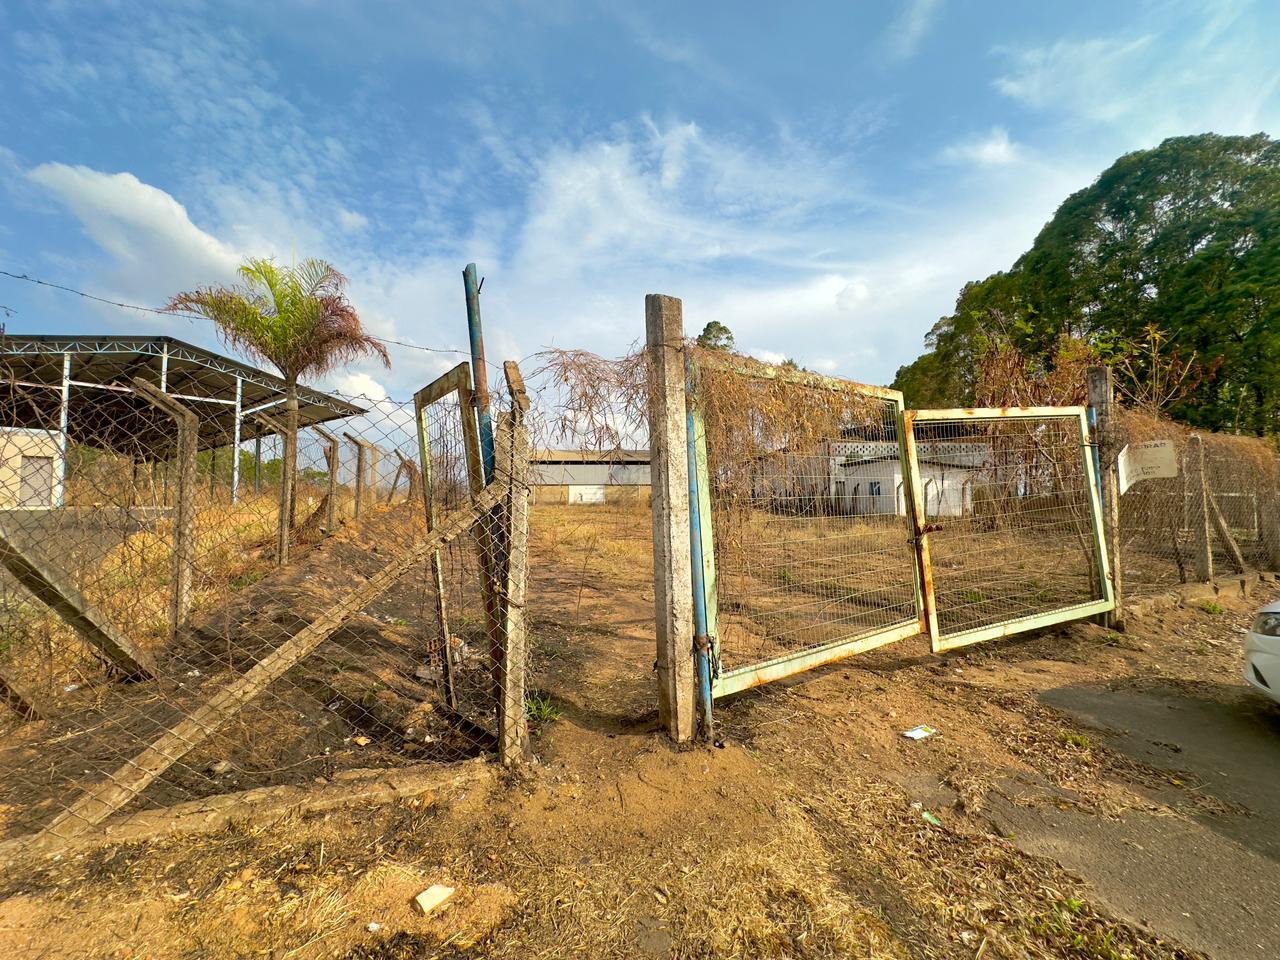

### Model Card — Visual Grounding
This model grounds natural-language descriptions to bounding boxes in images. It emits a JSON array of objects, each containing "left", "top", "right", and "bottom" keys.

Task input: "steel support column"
[
  {"left": 55, "top": 353, "right": 71, "bottom": 507},
  {"left": 231, "top": 377, "right": 242, "bottom": 504}
]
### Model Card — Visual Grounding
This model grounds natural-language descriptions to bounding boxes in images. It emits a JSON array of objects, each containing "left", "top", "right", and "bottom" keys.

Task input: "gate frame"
[
  {"left": 412, "top": 360, "right": 531, "bottom": 764},
  {"left": 688, "top": 351, "right": 928, "bottom": 700},
  {"left": 903, "top": 405, "right": 1115, "bottom": 653}
]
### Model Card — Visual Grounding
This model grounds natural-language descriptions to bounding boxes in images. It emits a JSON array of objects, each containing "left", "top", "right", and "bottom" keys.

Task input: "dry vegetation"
[
  {"left": 1, "top": 501, "right": 1275, "bottom": 958},
  {"left": 2, "top": 348, "right": 1277, "bottom": 958}
]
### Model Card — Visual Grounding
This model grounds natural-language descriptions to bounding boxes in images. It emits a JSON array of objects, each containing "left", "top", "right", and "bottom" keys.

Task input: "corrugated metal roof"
[
  {"left": 533, "top": 449, "right": 650, "bottom": 464},
  {"left": 0, "top": 333, "right": 366, "bottom": 456}
]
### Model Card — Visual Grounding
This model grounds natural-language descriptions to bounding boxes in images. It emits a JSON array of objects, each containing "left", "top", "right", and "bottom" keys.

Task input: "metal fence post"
[
  {"left": 1189, "top": 434, "right": 1214, "bottom": 582},
  {"left": 463, "top": 263, "right": 496, "bottom": 484},
  {"left": 685, "top": 364, "right": 716, "bottom": 739},
  {"left": 901, "top": 410, "right": 939, "bottom": 646},
  {"left": 1087, "top": 366, "right": 1123, "bottom": 627},
  {"left": 645, "top": 294, "right": 694, "bottom": 742}
]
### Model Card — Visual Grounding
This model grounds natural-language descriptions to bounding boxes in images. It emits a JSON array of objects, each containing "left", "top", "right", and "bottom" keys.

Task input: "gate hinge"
[{"left": 694, "top": 633, "right": 721, "bottom": 679}]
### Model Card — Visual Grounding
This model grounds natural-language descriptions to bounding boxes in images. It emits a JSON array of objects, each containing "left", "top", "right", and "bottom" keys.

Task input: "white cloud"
[
  {"left": 336, "top": 208, "right": 369, "bottom": 233},
  {"left": 993, "top": 10, "right": 1280, "bottom": 140},
  {"left": 884, "top": 0, "right": 944, "bottom": 61},
  {"left": 994, "top": 37, "right": 1154, "bottom": 123},
  {"left": 27, "top": 163, "right": 242, "bottom": 304},
  {"left": 12, "top": 31, "right": 99, "bottom": 96},
  {"left": 21, "top": 106, "right": 1096, "bottom": 395},
  {"left": 836, "top": 279, "right": 871, "bottom": 310},
  {"left": 750, "top": 349, "right": 787, "bottom": 365},
  {"left": 332, "top": 372, "right": 389, "bottom": 401},
  {"left": 941, "top": 127, "right": 1022, "bottom": 166}
]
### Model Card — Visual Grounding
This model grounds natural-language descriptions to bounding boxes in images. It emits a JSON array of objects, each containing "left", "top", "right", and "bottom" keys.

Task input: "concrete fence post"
[
  {"left": 645, "top": 294, "right": 694, "bottom": 742},
  {"left": 133, "top": 379, "right": 196, "bottom": 637}
]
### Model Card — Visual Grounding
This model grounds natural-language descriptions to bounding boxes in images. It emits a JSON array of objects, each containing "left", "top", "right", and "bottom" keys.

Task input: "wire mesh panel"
[
  {"left": 691, "top": 353, "right": 922, "bottom": 695},
  {"left": 1113, "top": 410, "right": 1196, "bottom": 593},
  {"left": 905, "top": 408, "right": 1112, "bottom": 651},
  {"left": 1114, "top": 408, "right": 1280, "bottom": 593},
  {"left": 0, "top": 349, "right": 524, "bottom": 855}
]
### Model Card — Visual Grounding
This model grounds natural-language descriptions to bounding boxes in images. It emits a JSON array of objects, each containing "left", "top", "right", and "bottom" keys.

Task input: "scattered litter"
[
  {"left": 352, "top": 736, "right": 371, "bottom": 747},
  {"left": 63, "top": 683, "right": 79, "bottom": 693},
  {"left": 902, "top": 724, "right": 937, "bottom": 741},
  {"left": 921, "top": 811, "right": 943, "bottom": 827},
  {"left": 366, "top": 922, "right": 382, "bottom": 933},
  {"left": 413, "top": 884, "right": 455, "bottom": 916},
  {"left": 207, "top": 759, "right": 232, "bottom": 776}
]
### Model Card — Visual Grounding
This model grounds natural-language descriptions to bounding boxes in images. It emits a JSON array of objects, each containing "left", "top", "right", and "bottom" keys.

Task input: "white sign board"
[{"left": 1117, "top": 441, "right": 1178, "bottom": 495}]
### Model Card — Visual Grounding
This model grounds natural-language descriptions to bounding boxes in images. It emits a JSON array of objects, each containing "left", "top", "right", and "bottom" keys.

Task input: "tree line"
[{"left": 893, "top": 133, "right": 1280, "bottom": 436}]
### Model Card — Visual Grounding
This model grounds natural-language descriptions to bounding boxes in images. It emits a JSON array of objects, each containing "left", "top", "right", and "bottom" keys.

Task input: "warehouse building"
[{"left": 530, "top": 449, "right": 650, "bottom": 505}]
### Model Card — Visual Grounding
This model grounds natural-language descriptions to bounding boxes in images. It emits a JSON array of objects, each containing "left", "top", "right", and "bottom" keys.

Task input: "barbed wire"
[{"left": 0, "top": 268, "right": 493, "bottom": 371}]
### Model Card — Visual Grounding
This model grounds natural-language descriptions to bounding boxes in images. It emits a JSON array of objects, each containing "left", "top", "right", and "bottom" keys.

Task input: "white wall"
[
  {"left": 530, "top": 462, "right": 650, "bottom": 486},
  {"left": 835, "top": 460, "right": 973, "bottom": 517}
]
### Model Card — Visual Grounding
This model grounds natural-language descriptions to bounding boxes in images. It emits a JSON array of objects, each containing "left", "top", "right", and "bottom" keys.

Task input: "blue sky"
[{"left": 1, "top": 0, "right": 1277, "bottom": 400}]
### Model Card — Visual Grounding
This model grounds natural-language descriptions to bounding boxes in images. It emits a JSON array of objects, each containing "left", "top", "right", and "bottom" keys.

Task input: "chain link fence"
[
  {"left": 1115, "top": 408, "right": 1280, "bottom": 596},
  {"left": 0, "top": 348, "right": 530, "bottom": 855}
]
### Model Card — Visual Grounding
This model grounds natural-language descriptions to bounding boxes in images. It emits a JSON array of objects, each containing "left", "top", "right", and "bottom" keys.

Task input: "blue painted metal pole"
[
  {"left": 463, "top": 263, "right": 496, "bottom": 483},
  {"left": 686, "top": 369, "right": 714, "bottom": 740}
]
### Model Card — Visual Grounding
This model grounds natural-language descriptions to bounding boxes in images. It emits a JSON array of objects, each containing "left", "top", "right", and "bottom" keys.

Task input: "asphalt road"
[{"left": 988, "top": 681, "right": 1280, "bottom": 960}]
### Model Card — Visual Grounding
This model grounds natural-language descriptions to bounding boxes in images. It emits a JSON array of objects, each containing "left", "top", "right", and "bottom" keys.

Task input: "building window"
[{"left": 868, "top": 480, "right": 882, "bottom": 498}]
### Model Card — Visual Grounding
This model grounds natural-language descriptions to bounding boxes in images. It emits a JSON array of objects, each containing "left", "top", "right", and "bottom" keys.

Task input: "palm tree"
[{"left": 167, "top": 258, "right": 389, "bottom": 564}]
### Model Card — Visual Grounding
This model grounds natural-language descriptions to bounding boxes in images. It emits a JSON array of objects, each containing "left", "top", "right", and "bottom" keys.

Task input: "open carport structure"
[{"left": 0, "top": 334, "right": 364, "bottom": 505}]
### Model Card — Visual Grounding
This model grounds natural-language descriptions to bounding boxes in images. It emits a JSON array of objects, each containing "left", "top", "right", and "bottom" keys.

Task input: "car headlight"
[{"left": 1251, "top": 613, "right": 1280, "bottom": 637}]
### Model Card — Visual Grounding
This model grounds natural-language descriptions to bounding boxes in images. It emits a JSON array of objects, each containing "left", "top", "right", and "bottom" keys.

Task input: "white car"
[{"left": 1245, "top": 601, "right": 1280, "bottom": 705}]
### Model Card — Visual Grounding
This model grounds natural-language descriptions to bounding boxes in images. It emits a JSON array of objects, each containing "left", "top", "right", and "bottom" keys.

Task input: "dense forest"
[{"left": 892, "top": 133, "right": 1280, "bottom": 436}]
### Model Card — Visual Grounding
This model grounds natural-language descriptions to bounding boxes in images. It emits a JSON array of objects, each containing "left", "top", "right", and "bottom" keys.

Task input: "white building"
[
  {"left": 529, "top": 449, "right": 650, "bottom": 505},
  {"left": 0, "top": 428, "right": 63, "bottom": 509},
  {"left": 752, "top": 440, "right": 990, "bottom": 518}
]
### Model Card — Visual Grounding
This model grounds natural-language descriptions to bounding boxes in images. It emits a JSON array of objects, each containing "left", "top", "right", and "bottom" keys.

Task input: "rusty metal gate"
[
  {"left": 685, "top": 357, "right": 1113, "bottom": 700},
  {"left": 904, "top": 407, "right": 1113, "bottom": 652}
]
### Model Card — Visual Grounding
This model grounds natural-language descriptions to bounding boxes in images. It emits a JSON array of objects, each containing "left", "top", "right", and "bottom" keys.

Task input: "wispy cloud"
[
  {"left": 941, "top": 127, "right": 1022, "bottom": 166},
  {"left": 884, "top": 0, "right": 944, "bottom": 61},
  {"left": 994, "top": 36, "right": 1155, "bottom": 123},
  {"left": 993, "top": 5, "right": 1280, "bottom": 140}
]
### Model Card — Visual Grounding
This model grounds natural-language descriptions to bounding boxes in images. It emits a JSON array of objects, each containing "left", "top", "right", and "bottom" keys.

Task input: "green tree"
[
  {"left": 696, "top": 321, "right": 735, "bottom": 351},
  {"left": 167, "top": 258, "right": 389, "bottom": 563},
  {"left": 893, "top": 133, "right": 1280, "bottom": 434}
]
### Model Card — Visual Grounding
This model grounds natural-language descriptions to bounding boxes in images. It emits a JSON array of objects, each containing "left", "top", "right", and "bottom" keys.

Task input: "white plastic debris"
[{"left": 902, "top": 724, "right": 937, "bottom": 741}]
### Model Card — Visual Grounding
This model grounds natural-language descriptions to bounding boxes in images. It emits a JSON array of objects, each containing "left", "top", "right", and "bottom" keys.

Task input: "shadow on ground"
[{"left": 985, "top": 678, "right": 1280, "bottom": 960}]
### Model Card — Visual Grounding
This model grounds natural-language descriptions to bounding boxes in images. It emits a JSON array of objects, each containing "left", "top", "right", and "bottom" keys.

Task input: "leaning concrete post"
[
  {"left": 133, "top": 380, "right": 196, "bottom": 636},
  {"left": 1087, "top": 367, "right": 1123, "bottom": 627},
  {"left": 312, "top": 426, "right": 340, "bottom": 533},
  {"left": 1189, "top": 435, "right": 1213, "bottom": 582},
  {"left": 345, "top": 433, "right": 368, "bottom": 518},
  {"left": 645, "top": 294, "right": 695, "bottom": 742}
]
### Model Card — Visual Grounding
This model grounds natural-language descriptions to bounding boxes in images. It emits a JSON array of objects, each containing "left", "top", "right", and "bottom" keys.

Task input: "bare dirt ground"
[{"left": 1, "top": 503, "right": 1277, "bottom": 959}]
